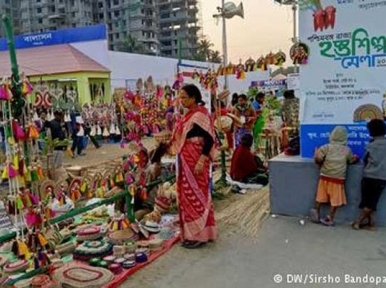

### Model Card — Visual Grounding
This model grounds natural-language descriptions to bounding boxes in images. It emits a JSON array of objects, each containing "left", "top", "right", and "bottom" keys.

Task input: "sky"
[{"left": 200, "top": 0, "right": 295, "bottom": 64}]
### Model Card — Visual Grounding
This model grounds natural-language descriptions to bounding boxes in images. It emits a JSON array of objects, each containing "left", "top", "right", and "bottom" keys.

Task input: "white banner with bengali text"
[{"left": 299, "top": 0, "right": 386, "bottom": 125}]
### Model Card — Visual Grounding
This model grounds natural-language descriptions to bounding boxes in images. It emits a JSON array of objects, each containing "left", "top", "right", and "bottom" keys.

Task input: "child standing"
[
  {"left": 310, "top": 126, "right": 358, "bottom": 226},
  {"left": 352, "top": 119, "right": 386, "bottom": 230}
]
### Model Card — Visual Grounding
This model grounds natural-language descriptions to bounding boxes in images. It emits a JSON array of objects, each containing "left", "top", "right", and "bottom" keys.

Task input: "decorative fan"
[
  {"left": 290, "top": 42, "right": 309, "bottom": 65},
  {"left": 40, "top": 179, "right": 56, "bottom": 200},
  {"left": 136, "top": 78, "right": 144, "bottom": 91},
  {"left": 68, "top": 178, "right": 82, "bottom": 202},
  {"left": 92, "top": 172, "right": 103, "bottom": 188},
  {"left": 256, "top": 56, "right": 267, "bottom": 70},
  {"left": 265, "top": 52, "right": 276, "bottom": 65},
  {"left": 245, "top": 58, "right": 256, "bottom": 72},
  {"left": 54, "top": 180, "right": 69, "bottom": 197},
  {"left": 353, "top": 104, "right": 383, "bottom": 122},
  {"left": 214, "top": 116, "right": 233, "bottom": 132},
  {"left": 275, "top": 51, "right": 287, "bottom": 66}
]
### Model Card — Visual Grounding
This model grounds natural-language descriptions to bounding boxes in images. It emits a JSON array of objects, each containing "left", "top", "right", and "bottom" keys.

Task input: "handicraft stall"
[{"left": 0, "top": 19, "right": 179, "bottom": 287}]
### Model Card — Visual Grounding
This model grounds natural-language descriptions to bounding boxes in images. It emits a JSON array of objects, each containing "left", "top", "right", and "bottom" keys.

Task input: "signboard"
[
  {"left": 299, "top": 0, "right": 386, "bottom": 157},
  {"left": 0, "top": 24, "right": 107, "bottom": 51},
  {"left": 251, "top": 79, "right": 287, "bottom": 88},
  {"left": 287, "top": 73, "right": 299, "bottom": 90}
]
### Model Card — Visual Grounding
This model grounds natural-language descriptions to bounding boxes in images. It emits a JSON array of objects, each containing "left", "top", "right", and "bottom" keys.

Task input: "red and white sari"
[{"left": 172, "top": 106, "right": 217, "bottom": 242}]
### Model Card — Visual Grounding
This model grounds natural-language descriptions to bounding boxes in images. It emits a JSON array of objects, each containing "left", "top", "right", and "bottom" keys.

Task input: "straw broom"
[{"left": 216, "top": 186, "right": 270, "bottom": 239}]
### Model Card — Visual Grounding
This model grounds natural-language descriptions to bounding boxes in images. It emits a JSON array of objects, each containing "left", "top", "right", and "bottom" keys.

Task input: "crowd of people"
[{"left": 24, "top": 83, "right": 383, "bottom": 254}]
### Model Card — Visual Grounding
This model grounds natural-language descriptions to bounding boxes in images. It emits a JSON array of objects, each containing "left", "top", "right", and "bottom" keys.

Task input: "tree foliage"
[
  {"left": 116, "top": 34, "right": 153, "bottom": 55},
  {"left": 194, "top": 37, "right": 222, "bottom": 63}
]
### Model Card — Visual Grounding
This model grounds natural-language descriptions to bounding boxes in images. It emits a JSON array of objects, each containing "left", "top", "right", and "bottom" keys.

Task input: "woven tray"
[
  {"left": 53, "top": 263, "right": 114, "bottom": 288},
  {"left": 107, "top": 229, "right": 137, "bottom": 245}
]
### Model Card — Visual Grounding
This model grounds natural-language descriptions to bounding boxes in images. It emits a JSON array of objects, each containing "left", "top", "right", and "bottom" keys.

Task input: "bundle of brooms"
[{"left": 216, "top": 186, "right": 270, "bottom": 239}]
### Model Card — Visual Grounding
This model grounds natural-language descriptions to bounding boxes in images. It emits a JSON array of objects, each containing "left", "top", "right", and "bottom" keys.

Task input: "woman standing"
[
  {"left": 171, "top": 84, "right": 217, "bottom": 249},
  {"left": 231, "top": 94, "right": 256, "bottom": 147}
]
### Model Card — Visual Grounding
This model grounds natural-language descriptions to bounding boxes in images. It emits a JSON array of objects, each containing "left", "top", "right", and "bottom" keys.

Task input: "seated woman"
[{"left": 230, "top": 133, "right": 268, "bottom": 186}]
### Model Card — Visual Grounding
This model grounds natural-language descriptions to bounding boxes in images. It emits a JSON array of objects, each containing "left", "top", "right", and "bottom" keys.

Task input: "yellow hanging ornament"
[
  {"left": 17, "top": 240, "right": 31, "bottom": 260},
  {"left": 24, "top": 166, "right": 31, "bottom": 182},
  {"left": 37, "top": 233, "right": 48, "bottom": 247},
  {"left": 13, "top": 155, "right": 19, "bottom": 170},
  {"left": 18, "top": 175, "right": 25, "bottom": 187},
  {"left": 8, "top": 137, "right": 15, "bottom": 145},
  {"left": 2, "top": 166, "right": 8, "bottom": 180}
]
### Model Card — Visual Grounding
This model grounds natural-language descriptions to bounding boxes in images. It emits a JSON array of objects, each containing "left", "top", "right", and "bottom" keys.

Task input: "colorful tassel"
[
  {"left": 12, "top": 155, "right": 19, "bottom": 170},
  {"left": 26, "top": 211, "right": 37, "bottom": 227},
  {"left": 30, "top": 169, "right": 39, "bottom": 182},
  {"left": 140, "top": 188, "right": 148, "bottom": 200},
  {"left": 8, "top": 163, "right": 17, "bottom": 178},
  {"left": 0, "top": 86, "right": 7, "bottom": 100},
  {"left": 2, "top": 166, "right": 8, "bottom": 179},
  {"left": 24, "top": 167, "right": 31, "bottom": 182},
  {"left": 12, "top": 120, "right": 25, "bottom": 141},
  {"left": 37, "top": 166, "right": 44, "bottom": 180},
  {"left": 15, "top": 196, "right": 24, "bottom": 211},
  {"left": 18, "top": 159, "right": 24, "bottom": 175},
  {"left": 80, "top": 182, "right": 87, "bottom": 193},
  {"left": 34, "top": 256, "right": 40, "bottom": 269},
  {"left": 115, "top": 172, "right": 124, "bottom": 183},
  {"left": 37, "top": 233, "right": 48, "bottom": 247}
]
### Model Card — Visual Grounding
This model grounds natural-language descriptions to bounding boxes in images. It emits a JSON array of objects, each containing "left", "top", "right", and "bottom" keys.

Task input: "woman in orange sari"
[{"left": 171, "top": 84, "right": 217, "bottom": 249}]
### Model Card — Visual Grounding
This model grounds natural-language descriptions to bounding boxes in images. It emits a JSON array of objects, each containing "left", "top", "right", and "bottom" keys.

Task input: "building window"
[
  {"left": 37, "top": 7, "right": 42, "bottom": 13},
  {"left": 114, "top": 11, "right": 119, "bottom": 17},
  {"left": 38, "top": 18, "right": 43, "bottom": 24},
  {"left": 116, "top": 33, "right": 119, "bottom": 39},
  {"left": 113, "top": 0, "right": 119, "bottom": 5}
]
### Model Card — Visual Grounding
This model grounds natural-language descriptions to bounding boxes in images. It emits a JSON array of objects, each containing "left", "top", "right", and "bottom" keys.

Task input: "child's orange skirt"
[{"left": 316, "top": 175, "right": 346, "bottom": 207}]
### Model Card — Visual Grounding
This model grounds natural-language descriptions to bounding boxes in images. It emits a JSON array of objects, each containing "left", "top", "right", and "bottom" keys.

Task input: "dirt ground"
[{"left": 62, "top": 137, "right": 157, "bottom": 169}]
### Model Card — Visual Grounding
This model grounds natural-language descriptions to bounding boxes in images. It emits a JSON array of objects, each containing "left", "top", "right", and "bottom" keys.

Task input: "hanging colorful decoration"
[
  {"left": 290, "top": 42, "right": 309, "bottom": 65},
  {"left": 214, "top": 51, "right": 287, "bottom": 75}
]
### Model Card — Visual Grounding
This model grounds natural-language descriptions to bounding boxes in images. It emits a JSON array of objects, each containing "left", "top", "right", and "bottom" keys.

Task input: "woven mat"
[{"left": 53, "top": 263, "right": 114, "bottom": 288}]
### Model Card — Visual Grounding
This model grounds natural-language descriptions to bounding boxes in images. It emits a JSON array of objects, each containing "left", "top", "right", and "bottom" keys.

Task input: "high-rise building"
[
  {"left": 0, "top": 0, "right": 21, "bottom": 37},
  {"left": 19, "top": 0, "right": 95, "bottom": 33},
  {"left": 1, "top": 0, "right": 201, "bottom": 59},
  {"left": 158, "top": 0, "right": 201, "bottom": 59},
  {"left": 96, "top": 0, "right": 159, "bottom": 53}
]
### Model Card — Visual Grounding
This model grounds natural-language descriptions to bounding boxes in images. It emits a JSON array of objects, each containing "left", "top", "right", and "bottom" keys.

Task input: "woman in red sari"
[{"left": 171, "top": 84, "right": 217, "bottom": 249}]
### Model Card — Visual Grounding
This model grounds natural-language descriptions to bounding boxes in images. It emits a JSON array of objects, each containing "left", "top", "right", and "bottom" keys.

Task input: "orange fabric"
[{"left": 316, "top": 175, "right": 346, "bottom": 207}]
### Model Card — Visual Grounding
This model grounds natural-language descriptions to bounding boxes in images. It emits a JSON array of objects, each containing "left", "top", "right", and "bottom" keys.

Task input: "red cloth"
[
  {"left": 177, "top": 140, "right": 217, "bottom": 242},
  {"left": 173, "top": 106, "right": 217, "bottom": 242},
  {"left": 230, "top": 146, "right": 258, "bottom": 181}
]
